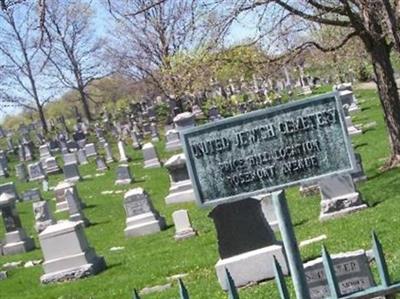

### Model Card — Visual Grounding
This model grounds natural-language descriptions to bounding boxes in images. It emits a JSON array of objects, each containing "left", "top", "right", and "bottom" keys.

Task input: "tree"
[
  {"left": 104, "top": 0, "right": 218, "bottom": 99},
  {"left": 43, "top": 0, "right": 108, "bottom": 122},
  {"left": 0, "top": 2, "right": 50, "bottom": 132},
  {"left": 217, "top": 0, "right": 400, "bottom": 168}
]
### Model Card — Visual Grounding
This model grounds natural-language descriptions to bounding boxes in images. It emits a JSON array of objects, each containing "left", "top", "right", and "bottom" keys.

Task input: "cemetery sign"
[{"left": 181, "top": 92, "right": 355, "bottom": 206}]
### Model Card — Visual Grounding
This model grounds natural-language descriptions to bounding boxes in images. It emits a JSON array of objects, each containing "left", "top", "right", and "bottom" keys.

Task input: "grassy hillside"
[{"left": 0, "top": 88, "right": 399, "bottom": 299}]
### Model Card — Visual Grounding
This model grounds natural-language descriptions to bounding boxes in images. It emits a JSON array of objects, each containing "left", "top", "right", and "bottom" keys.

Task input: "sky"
[{"left": 0, "top": 1, "right": 259, "bottom": 122}]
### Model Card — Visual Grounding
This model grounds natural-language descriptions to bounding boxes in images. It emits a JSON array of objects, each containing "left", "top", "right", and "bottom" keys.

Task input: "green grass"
[{"left": 1, "top": 88, "right": 400, "bottom": 299}]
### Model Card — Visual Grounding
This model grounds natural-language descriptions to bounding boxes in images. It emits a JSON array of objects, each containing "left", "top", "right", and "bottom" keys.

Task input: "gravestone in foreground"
[
  {"left": 319, "top": 173, "right": 367, "bottom": 221},
  {"left": 0, "top": 193, "right": 35, "bottom": 255},
  {"left": 304, "top": 250, "right": 376, "bottom": 299},
  {"left": 172, "top": 209, "right": 197, "bottom": 241},
  {"left": 123, "top": 188, "right": 166, "bottom": 238},
  {"left": 210, "top": 199, "right": 287, "bottom": 289},
  {"left": 39, "top": 221, "right": 106, "bottom": 284}
]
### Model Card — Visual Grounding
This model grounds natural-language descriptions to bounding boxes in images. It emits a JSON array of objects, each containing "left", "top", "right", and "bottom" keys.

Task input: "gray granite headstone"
[
  {"left": 76, "top": 149, "right": 88, "bottom": 165},
  {"left": 319, "top": 174, "right": 367, "bottom": 220},
  {"left": 22, "top": 189, "right": 42, "bottom": 202},
  {"left": 15, "top": 164, "right": 28, "bottom": 182},
  {"left": 96, "top": 156, "right": 108, "bottom": 172},
  {"left": 304, "top": 250, "right": 375, "bottom": 299},
  {"left": 84, "top": 143, "right": 97, "bottom": 158},
  {"left": 208, "top": 198, "right": 276, "bottom": 259},
  {"left": 115, "top": 164, "right": 133, "bottom": 185},
  {"left": 0, "top": 182, "right": 19, "bottom": 200},
  {"left": 33, "top": 201, "right": 56, "bottom": 233},
  {"left": 63, "top": 163, "right": 81, "bottom": 182},
  {"left": 28, "top": 162, "right": 46, "bottom": 181}
]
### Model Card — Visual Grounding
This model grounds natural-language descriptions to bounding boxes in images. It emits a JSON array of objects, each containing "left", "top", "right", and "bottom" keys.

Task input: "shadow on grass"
[
  {"left": 294, "top": 219, "right": 309, "bottom": 227},
  {"left": 361, "top": 106, "right": 371, "bottom": 112},
  {"left": 84, "top": 204, "right": 97, "bottom": 209},
  {"left": 354, "top": 142, "right": 368, "bottom": 150},
  {"left": 88, "top": 220, "right": 111, "bottom": 227},
  {"left": 363, "top": 127, "right": 376, "bottom": 134}
]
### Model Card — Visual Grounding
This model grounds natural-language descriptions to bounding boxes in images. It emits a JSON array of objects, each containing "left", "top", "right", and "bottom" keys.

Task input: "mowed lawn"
[{"left": 0, "top": 88, "right": 400, "bottom": 299}]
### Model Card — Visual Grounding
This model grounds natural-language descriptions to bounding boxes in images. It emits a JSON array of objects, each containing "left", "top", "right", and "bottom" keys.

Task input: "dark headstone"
[
  {"left": 22, "top": 189, "right": 42, "bottom": 202},
  {"left": 208, "top": 198, "right": 276, "bottom": 259}
]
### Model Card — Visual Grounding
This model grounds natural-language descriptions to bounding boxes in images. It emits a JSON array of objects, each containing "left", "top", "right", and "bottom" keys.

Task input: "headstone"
[
  {"left": 96, "top": 156, "right": 108, "bottom": 172},
  {"left": 0, "top": 182, "right": 19, "bottom": 200},
  {"left": 143, "top": 143, "right": 161, "bottom": 168},
  {"left": 28, "top": 162, "right": 47, "bottom": 181},
  {"left": 209, "top": 198, "right": 287, "bottom": 289},
  {"left": 63, "top": 163, "right": 81, "bottom": 183},
  {"left": 18, "top": 144, "right": 25, "bottom": 162},
  {"left": 24, "top": 144, "right": 33, "bottom": 161},
  {"left": 0, "top": 150, "right": 8, "bottom": 170},
  {"left": 319, "top": 174, "right": 367, "bottom": 221},
  {"left": 123, "top": 188, "right": 166, "bottom": 237},
  {"left": 118, "top": 140, "right": 128, "bottom": 162},
  {"left": 165, "top": 129, "right": 181, "bottom": 152},
  {"left": 76, "top": 149, "right": 88, "bottom": 165},
  {"left": 22, "top": 189, "right": 42, "bottom": 202},
  {"left": 304, "top": 250, "right": 376, "bottom": 299},
  {"left": 54, "top": 181, "right": 77, "bottom": 212},
  {"left": 251, "top": 193, "right": 279, "bottom": 231},
  {"left": 299, "top": 180, "right": 320, "bottom": 197},
  {"left": 164, "top": 154, "right": 195, "bottom": 204},
  {"left": 150, "top": 123, "right": 159, "bottom": 142},
  {"left": 45, "top": 157, "right": 61, "bottom": 175},
  {"left": 173, "top": 112, "right": 195, "bottom": 132},
  {"left": 15, "top": 163, "right": 28, "bottom": 182},
  {"left": 131, "top": 131, "right": 142, "bottom": 150},
  {"left": 104, "top": 143, "right": 114, "bottom": 163},
  {"left": 84, "top": 143, "right": 97, "bottom": 158},
  {"left": 63, "top": 153, "right": 78, "bottom": 165},
  {"left": 0, "top": 271, "right": 7, "bottom": 280},
  {"left": 39, "top": 221, "right": 106, "bottom": 284},
  {"left": 39, "top": 144, "right": 51, "bottom": 161},
  {"left": 345, "top": 115, "right": 362, "bottom": 136},
  {"left": 172, "top": 210, "right": 196, "bottom": 240},
  {"left": 65, "top": 189, "right": 89, "bottom": 227},
  {"left": 115, "top": 164, "right": 133, "bottom": 185},
  {"left": 351, "top": 153, "right": 367, "bottom": 182},
  {"left": 0, "top": 193, "right": 35, "bottom": 255},
  {"left": 42, "top": 179, "right": 49, "bottom": 192},
  {"left": 0, "top": 163, "right": 8, "bottom": 178},
  {"left": 33, "top": 201, "right": 56, "bottom": 233}
]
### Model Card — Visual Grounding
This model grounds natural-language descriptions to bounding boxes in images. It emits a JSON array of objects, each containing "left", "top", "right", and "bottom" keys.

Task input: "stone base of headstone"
[
  {"left": 165, "top": 180, "right": 196, "bottom": 204},
  {"left": 215, "top": 244, "right": 288, "bottom": 290},
  {"left": 349, "top": 104, "right": 361, "bottom": 114},
  {"left": 65, "top": 176, "right": 81, "bottom": 183},
  {"left": 144, "top": 158, "right": 161, "bottom": 169},
  {"left": 2, "top": 228, "right": 35, "bottom": 255},
  {"left": 165, "top": 130, "right": 181, "bottom": 152},
  {"left": 319, "top": 192, "right": 368, "bottom": 221},
  {"left": 55, "top": 201, "right": 69, "bottom": 213},
  {"left": 39, "top": 221, "right": 106, "bottom": 284},
  {"left": 348, "top": 126, "right": 362, "bottom": 136},
  {"left": 115, "top": 178, "right": 132, "bottom": 185},
  {"left": 124, "top": 212, "right": 166, "bottom": 238},
  {"left": 36, "top": 219, "right": 56, "bottom": 234},
  {"left": 174, "top": 228, "right": 196, "bottom": 241},
  {"left": 151, "top": 136, "right": 159, "bottom": 142},
  {"left": 299, "top": 184, "right": 320, "bottom": 197},
  {"left": 70, "top": 212, "right": 90, "bottom": 227},
  {"left": 0, "top": 271, "right": 7, "bottom": 280}
]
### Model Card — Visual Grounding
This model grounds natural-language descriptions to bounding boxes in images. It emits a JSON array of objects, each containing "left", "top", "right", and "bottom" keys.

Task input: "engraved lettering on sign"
[{"left": 182, "top": 94, "right": 354, "bottom": 205}]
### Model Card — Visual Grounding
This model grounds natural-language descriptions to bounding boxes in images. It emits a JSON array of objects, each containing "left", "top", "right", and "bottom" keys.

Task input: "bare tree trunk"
[
  {"left": 79, "top": 89, "right": 92, "bottom": 122},
  {"left": 37, "top": 102, "right": 48, "bottom": 133},
  {"left": 369, "top": 41, "right": 400, "bottom": 167}
]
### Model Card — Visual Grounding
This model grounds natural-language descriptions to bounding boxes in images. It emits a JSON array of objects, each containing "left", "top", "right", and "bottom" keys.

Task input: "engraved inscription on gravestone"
[
  {"left": 304, "top": 250, "right": 375, "bottom": 299},
  {"left": 181, "top": 93, "right": 355, "bottom": 206},
  {"left": 124, "top": 196, "right": 151, "bottom": 217}
]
